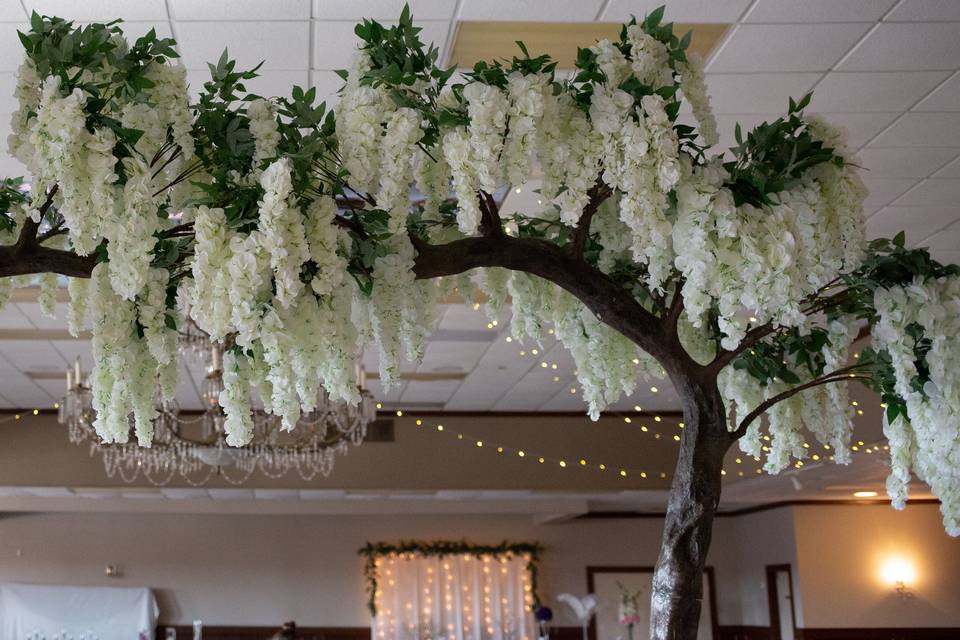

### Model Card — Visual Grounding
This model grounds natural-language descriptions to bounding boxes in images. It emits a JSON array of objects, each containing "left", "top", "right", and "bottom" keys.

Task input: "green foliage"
[
  {"left": 348, "top": 3, "right": 454, "bottom": 150},
  {"left": 0, "top": 178, "right": 27, "bottom": 233},
  {"left": 724, "top": 93, "right": 840, "bottom": 207},
  {"left": 17, "top": 14, "right": 182, "bottom": 169},
  {"left": 734, "top": 326, "right": 832, "bottom": 386}
]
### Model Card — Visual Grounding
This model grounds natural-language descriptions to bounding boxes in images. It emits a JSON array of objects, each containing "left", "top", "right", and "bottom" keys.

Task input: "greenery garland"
[{"left": 359, "top": 540, "right": 544, "bottom": 617}]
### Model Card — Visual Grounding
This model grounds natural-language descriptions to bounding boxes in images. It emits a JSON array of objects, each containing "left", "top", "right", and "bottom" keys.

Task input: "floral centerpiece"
[
  {"left": 534, "top": 606, "right": 553, "bottom": 640},
  {"left": 617, "top": 583, "right": 643, "bottom": 640}
]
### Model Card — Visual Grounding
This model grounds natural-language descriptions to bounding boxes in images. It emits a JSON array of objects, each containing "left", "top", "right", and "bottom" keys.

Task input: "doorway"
[{"left": 766, "top": 564, "right": 797, "bottom": 640}]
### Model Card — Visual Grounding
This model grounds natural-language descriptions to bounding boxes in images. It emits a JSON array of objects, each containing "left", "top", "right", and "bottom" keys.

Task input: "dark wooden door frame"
[
  {"left": 585, "top": 565, "right": 719, "bottom": 640},
  {"left": 765, "top": 564, "right": 797, "bottom": 640}
]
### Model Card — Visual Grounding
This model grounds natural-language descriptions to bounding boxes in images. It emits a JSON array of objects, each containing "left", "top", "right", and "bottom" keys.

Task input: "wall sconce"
[{"left": 880, "top": 557, "right": 915, "bottom": 602}]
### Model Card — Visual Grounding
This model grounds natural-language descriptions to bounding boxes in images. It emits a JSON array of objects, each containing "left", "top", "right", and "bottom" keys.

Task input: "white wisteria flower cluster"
[
  {"left": 1, "top": 10, "right": 959, "bottom": 538},
  {"left": 873, "top": 276, "right": 960, "bottom": 535}
]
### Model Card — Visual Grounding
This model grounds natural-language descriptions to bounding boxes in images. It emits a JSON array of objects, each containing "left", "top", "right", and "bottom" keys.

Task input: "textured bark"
[
  {"left": 650, "top": 374, "right": 731, "bottom": 640},
  {"left": 0, "top": 242, "right": 97, "bottom": 277}
]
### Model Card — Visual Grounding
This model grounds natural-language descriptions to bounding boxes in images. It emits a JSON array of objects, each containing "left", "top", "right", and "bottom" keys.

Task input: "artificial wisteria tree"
[{"left": 0, "top": 8, "right": 958, "bottom": 639}]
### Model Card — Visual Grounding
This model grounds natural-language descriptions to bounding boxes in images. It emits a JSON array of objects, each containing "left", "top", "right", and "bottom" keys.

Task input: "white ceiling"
[{"left": 0, "top": 0, "right": 958, "bottom": 413}]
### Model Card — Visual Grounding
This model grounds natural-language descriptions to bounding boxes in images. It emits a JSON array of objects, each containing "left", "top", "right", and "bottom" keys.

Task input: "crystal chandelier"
[{"left": 58, "top": 326, "right": 378, "bottom": 486}]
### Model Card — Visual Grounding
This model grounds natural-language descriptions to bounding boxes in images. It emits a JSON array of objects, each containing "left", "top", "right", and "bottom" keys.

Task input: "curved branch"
[
  {"left": 411, "top": 232, "right": 683, "bottom": 367},
  {"left": 0, "top": 241, "right": 97, "bottom": 278},
  {"left": 709, "top": 281, "right": 850, "bottom": 373},
  {"left": 570, "top": 181, "right": 611, "bottom": 260},
  {"left": 730, "top": 364, "right": 869, "bottom": 440}
]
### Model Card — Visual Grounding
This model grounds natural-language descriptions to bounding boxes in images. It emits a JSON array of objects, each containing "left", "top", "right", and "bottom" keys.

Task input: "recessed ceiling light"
[{"left": 853, "top": 490, "right": 878, "bottom": 498}]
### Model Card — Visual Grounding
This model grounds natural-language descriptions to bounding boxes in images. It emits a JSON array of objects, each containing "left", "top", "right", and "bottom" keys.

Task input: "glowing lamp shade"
[{"left": 880, "top": 557, "right": 916, "bottom": 587}]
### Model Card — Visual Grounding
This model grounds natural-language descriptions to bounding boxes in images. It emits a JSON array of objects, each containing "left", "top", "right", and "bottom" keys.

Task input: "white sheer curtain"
[{"left": 372, "top": 553, "right": 535, "bottom": 640}]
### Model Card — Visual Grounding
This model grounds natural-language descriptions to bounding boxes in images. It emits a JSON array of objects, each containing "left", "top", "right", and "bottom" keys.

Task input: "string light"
[{"left": 391, "top": 413, "right": 891, "bottom": 486}]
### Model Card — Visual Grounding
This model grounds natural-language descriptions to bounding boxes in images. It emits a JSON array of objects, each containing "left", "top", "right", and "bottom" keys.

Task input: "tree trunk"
[{"left": 649, "top": 375, "right": 731, "bottom": 640}]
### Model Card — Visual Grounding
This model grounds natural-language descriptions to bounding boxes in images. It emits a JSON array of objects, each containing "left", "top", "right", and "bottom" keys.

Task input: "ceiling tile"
[
  {"left": 706, "top": 72, "right": 821, "bottom": 114},
  {"left": 861, "top": 177, "right": 919, "bottom": 209},
  {"left": 708, "top": 23, "right": 871, "bottom": 73},
  {"left": 869, "top": 112, "right": 960, "bottom": 147},
  {"left": 839, "top": 22, "right": 960, "bottom": 71},
  {"left": 438, "top": 304, "right": 500, "bottom": 332},
  {"left": 49, "top": 340, "right": 93, "bottom": 371},
  {"left": 186, "top": 68, "right": 309, "bottom": 100},
  {"left": 913, "top": 71, "right": 960, "bottom": 112},
  {"left": 170, "top": 0, "right": 310, "bottom": 21},
  {"left": 0, "top": 340, "right": 67, "bottom": 371},
  {"left": 815, "top": 112, "right": 901, "bottom": 148},
  {"left": 0, "top": 375, "right": 55, "bottom": 407},
  {"left": 24, "top": 0, "right": 169, "bottom": 21},
  {"left": 312, "top": 69, "right": 344, "bottom": 105},
  {"left": 313, "top": 20, "right": 450, "bottom": 69},
  {"left": 15, "top": 301, "right": 69, "bottom": 329},
  {"left": 602, "top": 0, "right": 750, "bottom": 23},
  {"left": 0, "top": 304, "right": 35, "bottom": 329},
  {"left": 460, "top": 0, "right": 604, "bottom": 22},
  {"left": 0, "top": 23, "right": 28, "bottom": 73},
  {"left": 176, "top": 20, "right": 309, "bottom": 70},
  {"left": 400, "top": 379, "right": 461, "bottom": 404},
  {"left": 0, "top": 2, "right": 26, "bottom": 21},
  {"left": 745, "top": 0, "right": 897, "bottom": 23},
  {"left": 865, "top": 206, "right": 957, "bottom": 243},
  {"left": 892, "top": 178, "right": 960, "bottom": 207},
  {"left": 714, "top": 113, "right": 776, "bottom": 151},
  {"left": 313, "top": 0, "right": 456, "bottom": 21},
  {"left": 857, "top": 147, "right": 959, "bottom": 178},
  {"left": 924, "top": 219, "right": 960, "bottom": 250},
  {"left": 108, "top": 21, "right": 172, "bottom": 40},
  {"left": 811, "top": 71, "right": 949, "bottom": 113},
  {"left": 933, "top": 155, "right": 960, "bottom": 178},
  {"left": 417, "top": 340, "right": 489, "bottom": 374},
  {"left": 885, "top": 0, "right": 960, "bottom": 21},
  {"left": 443, "top": 336, "right": 537, "bottom": 410},
  {"left": 366, "top": 379, "right": 406, "bottom": 403},
  {"left": 932, "top": 248, "right": 960, "bottom": 265},
  {"left": 0, "top": 154, "right": 26, "bottom": 178},
  {"left": 493, "top": 368, "right": 569, "bottom": 410}
]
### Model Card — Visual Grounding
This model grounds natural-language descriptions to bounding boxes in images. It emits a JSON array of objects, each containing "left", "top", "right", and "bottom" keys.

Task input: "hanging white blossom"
[{"left": 258, "top": 158, "right": 310, "bottom": 309}]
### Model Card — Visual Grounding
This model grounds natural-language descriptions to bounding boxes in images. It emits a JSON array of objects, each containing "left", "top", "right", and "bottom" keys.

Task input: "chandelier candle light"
[{"left": 59, "top": 328, "right": 376, "bottom": 485}]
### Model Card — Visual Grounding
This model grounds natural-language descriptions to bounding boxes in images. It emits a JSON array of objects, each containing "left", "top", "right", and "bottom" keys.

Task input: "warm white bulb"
[{"left": 880, "top": 557, "right": 916, "bottom": 587}]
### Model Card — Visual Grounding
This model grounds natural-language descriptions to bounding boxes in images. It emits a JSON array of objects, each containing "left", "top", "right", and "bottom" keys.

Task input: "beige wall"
[
  {"left": 0, "top": 414, "right": 692, "bottom": 491},
  {"left": 0, "top": 504, "right": 957, "bottom": 629},
  {"left": 709, "top": 508, "right": 801, "bottom": 628},
  {"left": 0, "top": 512, "right": 673, "bottom": 627},
  {"left": 793, "top": 502, "right": 960, "bottom": 628}
]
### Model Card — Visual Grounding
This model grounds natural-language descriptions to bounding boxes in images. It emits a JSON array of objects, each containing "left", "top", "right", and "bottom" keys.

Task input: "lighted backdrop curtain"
[{"left": 372, "top": 553, "right": 536, "bottom": 640}]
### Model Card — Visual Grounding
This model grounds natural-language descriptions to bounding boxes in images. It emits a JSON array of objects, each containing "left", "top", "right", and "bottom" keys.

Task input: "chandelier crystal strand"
[{"left": 58, "top": 325, "right": 376, "bottom": 486}]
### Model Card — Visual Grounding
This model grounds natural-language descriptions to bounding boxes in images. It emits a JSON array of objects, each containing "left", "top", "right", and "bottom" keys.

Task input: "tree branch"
[
  {"left": 477, "top": 190, "right": 504, "bottom": 238},
  {"left": 709, "top": 280, "right": 850, "bottom": 373},
  {"left": 0, "top": 240, "right": 97, "bottom": 278},
  {"left": 570, "top": 181, "right": 611, "bottom": 260},
  {"left": 411, "top": 232, "right": 684, "bottom": 367},
  {"left": 729, "top": 364, "right": 870, "bottom": 440},
  {"left": 0, "top": 184, "right": 99, "bottom": 278}
]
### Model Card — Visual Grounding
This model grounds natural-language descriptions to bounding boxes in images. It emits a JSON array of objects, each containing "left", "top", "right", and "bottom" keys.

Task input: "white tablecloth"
[{"left": 0, "top": 583, "right": 157, "bottom": 640}]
